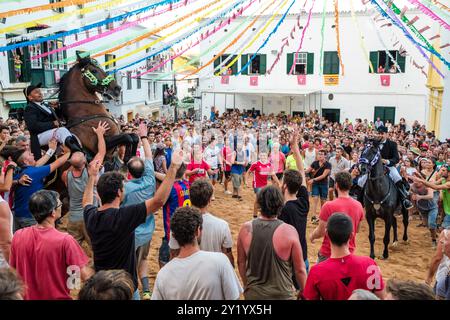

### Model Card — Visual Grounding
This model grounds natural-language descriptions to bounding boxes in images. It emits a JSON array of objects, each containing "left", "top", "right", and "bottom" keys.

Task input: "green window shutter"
[
  {"left": 286, "top": 53, "right": 293, "bottom": 74},
  {"left": 332, "top": 52, "right": 339, "bottom": 75},
  {"left": 397, "top": 52, "right": 406, "bottom": 73},
  {"left": 323, "top": 52, "right": 331, "bottom": 75},
  {"left": 369, "top": 51, "right": 378, "bottom": 73},
  {"left": 241, "top": 54, "right": 248, "bottom": 75},
  {"left": 307, "top": 52, "right": 314, "bottom": 74},
  {"left": 231, "top": 55, "right": 238, "bottom": 75},
  {"left": 213, "top": 55, "right": 220, "bottom": 75},
  {"left": 260, "top": 54, "right": 267, "bottom": 75}
]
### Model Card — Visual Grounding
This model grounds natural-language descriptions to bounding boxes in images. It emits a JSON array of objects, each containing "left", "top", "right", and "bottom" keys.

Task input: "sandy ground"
[
  {"left": 63, "top": 183, "right": 437, "bottom": 297},
  {"left": 144, "top": 184, "right": 436, "bottom": 288}
]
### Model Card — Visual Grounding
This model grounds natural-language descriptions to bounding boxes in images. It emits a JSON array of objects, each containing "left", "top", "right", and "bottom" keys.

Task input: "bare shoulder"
[
  {"left": 277, "top": 222, "right": 299, "bottom": 239},
  {"left": 240, "top": 220, "right": 253, "bottom": 234}
]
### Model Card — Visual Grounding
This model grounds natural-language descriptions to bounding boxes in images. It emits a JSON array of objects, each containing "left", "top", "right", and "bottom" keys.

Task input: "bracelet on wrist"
[{"left": 46, "top": 149, "right": 55, "bottom": 157}]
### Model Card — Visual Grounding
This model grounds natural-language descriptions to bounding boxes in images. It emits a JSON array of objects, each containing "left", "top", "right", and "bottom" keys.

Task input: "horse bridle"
[{"left": 359, "top": 144, "right": 381, "bottom": 173}]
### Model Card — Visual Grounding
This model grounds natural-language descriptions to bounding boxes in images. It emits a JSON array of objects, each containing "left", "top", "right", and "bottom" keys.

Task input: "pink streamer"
[
  {"left": 32, "top": 0, "right": 199, "bottom": 60},
  {"left": 132, "top": 0, "right": 258, "bottom": 78},
  {"left": 407, "top": 0, "right": 450, "bottom": 30},
  {"left": 289, "top": 0, "right": 315, "bottom": 75}
]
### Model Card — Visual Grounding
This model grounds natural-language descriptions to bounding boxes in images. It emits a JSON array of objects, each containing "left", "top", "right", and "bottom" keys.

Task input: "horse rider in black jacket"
[
  {"left": 358, "top": 125, "right": 413, "bottom": 209},
  {"left": 23, "top": 83, "right": 82, "bottom": 160}
]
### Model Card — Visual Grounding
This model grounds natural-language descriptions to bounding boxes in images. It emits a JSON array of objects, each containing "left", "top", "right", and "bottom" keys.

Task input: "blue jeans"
[
  {"left": 420, "top": 207, "right": 439, "bottom": 229},
  {"left": 442, "top": 214, "right": 450, "bottom": 229},
  {"left": 312, "top": 183, "right": 328, "bottom": 200}
]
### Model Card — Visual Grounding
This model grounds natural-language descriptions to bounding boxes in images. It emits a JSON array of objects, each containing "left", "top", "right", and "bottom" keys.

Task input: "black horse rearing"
[{"left": 359, "top": 139, "right": 408, "bottom": 260}]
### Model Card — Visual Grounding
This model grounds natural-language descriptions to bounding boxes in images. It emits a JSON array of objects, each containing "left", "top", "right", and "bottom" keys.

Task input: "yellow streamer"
[
  {"left": 0, "top": 0, "right": 98, "bottom": 18},
  {"left": 181, "top": 0, "right": 278, "bottom": 80},
  {"left": 0, "top": 0, "right": 131, "bottom": 34},
  {"left": 102, "top": 0, "right": 230, "bottom": 67},
  {"left": 217, "top": 0, "right": 290, "bottom": 76},
  {"left": 350, "top": 0, "right": 373, "bottom": 73},
  {"left": 334, "top": 0, "right": 345, "bottom": 76}
]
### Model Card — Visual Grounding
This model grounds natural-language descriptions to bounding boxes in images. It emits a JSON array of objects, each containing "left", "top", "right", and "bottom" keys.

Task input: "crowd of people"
[{"left": 0, "top": 88, "right": 449, "bottom": 300}]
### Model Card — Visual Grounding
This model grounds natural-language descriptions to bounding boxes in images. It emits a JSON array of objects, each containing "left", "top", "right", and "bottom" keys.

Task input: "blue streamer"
[
  {"left": 370, "top": 0, "right": 447, "bottom": 77},
  {"left": 236, "top": 0, "right": 297, "bottom": 75},
  {"left": 110, "top": 0, "right": 247, "bottom": 74},
  {"left": 0, "top": 0, "right": 181, "bottom": 52}
]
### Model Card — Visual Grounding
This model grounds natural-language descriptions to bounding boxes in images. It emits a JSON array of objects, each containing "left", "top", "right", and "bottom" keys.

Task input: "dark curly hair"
[
  {"left": 28, "top": 190, "right": 60, "bottom": 224},
  {"left": 78, "top": 270, "right": 134, "bottom": 300},
  {"left": 97, "top": 172, "right": 125, "bottom": 204},
  {"left": 282, "top": 169, "right": 302, "bottom": 194},
  {"left": 171, "top": 206, "right": 203, "bottom": 247},
  {"left": 257, "top": 185, "right": 284, "bottom": 218},
  {"left": 190, "top": 179, "right": 213, "bottom": 208}
]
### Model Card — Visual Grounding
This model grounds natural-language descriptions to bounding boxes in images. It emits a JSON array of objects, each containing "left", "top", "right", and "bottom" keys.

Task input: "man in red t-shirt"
[
  {"left": 247, "top": 152, "right": 273, "bottom": 218},
  {"left": 310, "top": 171, "right": 363, "bottom": 262},
  {"left": 221, "top": 136, "right": 233, "bottom": 195},
  {"left": 185, "top": 145, "right": 216, "bottom": 184},
  {"left": 10, "top": 190, "right": 92, "bottom": 300},
  {"left": 304, "top": 214, "right": 385, "bottom": 300}
]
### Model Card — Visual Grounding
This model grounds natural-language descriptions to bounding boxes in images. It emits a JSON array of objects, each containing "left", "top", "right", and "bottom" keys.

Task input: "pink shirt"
[
  {"left": 269, "top": 152, "right": 286, "bottom": 174},
  {"left": 10, "top": 226, "right": 89, "bottom": 300}
]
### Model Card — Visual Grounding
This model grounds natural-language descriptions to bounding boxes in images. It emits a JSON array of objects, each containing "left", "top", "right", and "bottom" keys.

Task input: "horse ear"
[{"left": 76, "top": 52, "right": 82, "bottom": 61}]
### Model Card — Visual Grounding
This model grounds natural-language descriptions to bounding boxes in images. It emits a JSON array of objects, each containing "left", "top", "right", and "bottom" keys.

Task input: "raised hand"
[
  {"left": 138, "top": 122, "right": 148, "bottom": 138},
  {"left": 171, "top": 148, "right": 184, "bottom": 168},
  {"left": 48, "top": 138, "right": 57, "bottom": 151},
  {"left": 92, "top": 121, "right": 110, "bottom": 136},
  {"left": 88, "top": 159, "right": 101, "bottom": 177}
]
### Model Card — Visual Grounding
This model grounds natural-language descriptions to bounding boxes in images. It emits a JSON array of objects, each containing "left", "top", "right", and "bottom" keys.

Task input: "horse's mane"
[{"left": 58, "top": 57, "right": 90, "bottom": 107}]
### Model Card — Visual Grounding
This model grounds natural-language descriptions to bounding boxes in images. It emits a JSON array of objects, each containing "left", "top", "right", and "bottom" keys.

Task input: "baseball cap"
[{"left": 23, "top": 82, "right": 42, "bottom": 100}]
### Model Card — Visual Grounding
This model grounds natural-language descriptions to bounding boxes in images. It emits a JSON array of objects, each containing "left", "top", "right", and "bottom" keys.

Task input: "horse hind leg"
[{"left": 392, "top": 214, "right": 399, "bottom": 247}]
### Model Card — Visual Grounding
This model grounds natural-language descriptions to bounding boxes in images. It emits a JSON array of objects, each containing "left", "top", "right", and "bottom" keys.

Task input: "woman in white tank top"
[{"left": 304, "top": 147, "right": 317, "bottom": 169}]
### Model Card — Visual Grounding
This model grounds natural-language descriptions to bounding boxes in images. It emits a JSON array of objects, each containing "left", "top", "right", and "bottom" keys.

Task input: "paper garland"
[
  {"left": 101, "top": 0, "right": 229, "bottom": 67},
  {"left": 334, "top": 0, "right": 345, "bottom": 76},
  {"left": 371, "top": 16, "right": 403, "bottom": 74},
  {"left": 0, "top": 0, "right": 98, "bottom": 18},
  {"left": 218, "top": 0, "right": 290, "bottom": 76},
  {"left": 134, "top": 0, "right": 258, "bottom": 78},
  {"left": 380, "top": 0, "right": 449, "bottom": 70},
  {"left": 288, "top": 0, "right": 315, "bottom": 75},
  {"left": 237, "top": 0, "right": 297, "bottom": 76},
  {"left": 406, "top": 0, "right": 449, "bottom": 30},
  {"left": 370, "top": 0, "right": 445, "bottom": 78},
  {"left": 179, "top": 0, "right": 278, "bottom": 80},
  {"left": 319, "top": 0, "right": 327, "bottom": 75},
  {"left": 0, "top": 0, "right": 179, "bottom": 52},
  {"left": 350, "top": 0, "right": 374, "bottom": 74},
  {"left": 32, "top": 0, "right": 200, "bottom": 61}
]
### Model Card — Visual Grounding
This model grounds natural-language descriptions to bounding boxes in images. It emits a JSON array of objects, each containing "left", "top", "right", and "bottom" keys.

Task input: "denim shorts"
[
  {"left": 253, "top": 187, "right": 262, "bottom": 194},
  {"left": 312, "top": 183, "right": 328, "bottom": 200},
  {"left": 442, "top": 214, "right": 450, "bottom": 229},
  {"left": 209, "top": 172, "right": 218, "bottom": 181},
  {"left": 419, "top": 207, "right": 439, "bottom": 230}
]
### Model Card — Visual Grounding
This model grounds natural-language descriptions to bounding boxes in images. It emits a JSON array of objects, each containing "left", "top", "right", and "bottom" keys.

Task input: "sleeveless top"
[
  {"left": 245, "top": 219, "right": 295, "bottom": 300},
  {"left": 304, "top": 149, "right": 316, "bottom": 168}
]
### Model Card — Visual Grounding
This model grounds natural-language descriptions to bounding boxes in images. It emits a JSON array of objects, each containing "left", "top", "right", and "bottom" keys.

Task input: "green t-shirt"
[{"left": 286, "top": 154, "right": 298, "bottom": 170}]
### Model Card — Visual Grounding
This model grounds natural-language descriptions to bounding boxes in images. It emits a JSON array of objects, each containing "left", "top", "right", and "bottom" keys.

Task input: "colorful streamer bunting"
[
  {"left": 0, "top": 0, "right": 180, "bottom": 52},
  {"left": 101, "top": 0, "right": 233, "bottom": 67},
  {"left": 217, "top": 0, "right": 290, "bottom": 76},
  {"left": 371, "top": 16, "right": 403, "bottom": 74},
  {"left": 370, "top": 0, "right": 445, "bottom": 78},
  {"left": 134, "top": 0, "right": 258, "bottom": 78},
  {"left": 319, "top": 0, "right": 327, "bottom": 75},
  {"left": 333, "top": 0, "right": 345, "bottom": 76},
  {"left": 32, "top": 0, "right": 200, "bottom": 61},
  {"left": 350, "top": 0, "right": 374, "bottom": 73},
  {"left": 406, "top": 0, "right": 449, "bottom": 30},
  {"left": 237, "top": 0, "right": 297, "bottom": 76},
  {"left": 380, "top": 0, "right": 449, "bottom": 70},
  {"left": 289, "top": 0, "right": 315, "bottom": 75},
  {"left": 0, "top": 0, "right": 98, "bottom": 18},
  {"left": 178, "top": 0, "right": 278, "bottom": 80}
]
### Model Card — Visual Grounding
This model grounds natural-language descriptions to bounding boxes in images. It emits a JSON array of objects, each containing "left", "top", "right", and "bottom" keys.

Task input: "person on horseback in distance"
[
  {"left": 23, "top": 83, "right": 83, "bottom": 160},
  {"left": 358, "top": 125, "right": 413, "bottom": 210}
]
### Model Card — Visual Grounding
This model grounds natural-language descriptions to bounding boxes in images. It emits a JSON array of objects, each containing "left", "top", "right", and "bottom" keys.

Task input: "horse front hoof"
[
  {"left": 402, "top": 239, "right": 410, "bottom": 245},
  {"left": 378, "top": 255, "right": 388, "bottom": 260},
  {"left": 391, "top": 241, "right": 398, "bottom": 248}
]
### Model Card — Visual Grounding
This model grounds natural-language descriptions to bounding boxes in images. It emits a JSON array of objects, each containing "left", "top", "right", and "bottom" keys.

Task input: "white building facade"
[
  {"left": 198, "top": 9, "right": 434, "bottom": 126},
  {"left": 0, "top": 0, "right": 172, "bottom": 121}
]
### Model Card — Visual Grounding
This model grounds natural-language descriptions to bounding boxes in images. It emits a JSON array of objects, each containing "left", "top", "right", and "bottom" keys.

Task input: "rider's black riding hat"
[{"left": 23, "top": 82, "right": 42, "bottom": 101}]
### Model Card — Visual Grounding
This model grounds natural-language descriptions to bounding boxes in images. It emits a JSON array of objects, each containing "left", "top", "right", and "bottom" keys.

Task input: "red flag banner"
[
  {"left": 250, "top": 76, "right": 258, "bottom": 86},
  {"left": 221, "top": 75, "right": 229, "bottom": 85},
  {"left": 380, "top": 75, "right": 391, "bottom": 86},
  {"left": 297, "top": 74, "right": 306, "bottom": 85}
]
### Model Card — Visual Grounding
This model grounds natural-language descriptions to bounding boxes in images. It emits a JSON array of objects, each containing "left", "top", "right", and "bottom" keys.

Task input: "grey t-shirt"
[{"left": 152, "top": 251, "right": 242, "bottom": 300}]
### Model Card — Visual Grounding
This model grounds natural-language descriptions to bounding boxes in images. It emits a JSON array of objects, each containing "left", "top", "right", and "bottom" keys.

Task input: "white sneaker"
[{"left": 224, "top": 190, "right": 232, "bottom": 195}]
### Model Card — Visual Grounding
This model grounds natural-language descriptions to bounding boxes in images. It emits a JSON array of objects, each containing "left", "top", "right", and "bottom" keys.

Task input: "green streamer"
[
  {"left": 319, "top": 0, "right": 327, "bottom": 75},
  {"left": 153, "top": 4, "right": 262, "bottom": 81}
]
